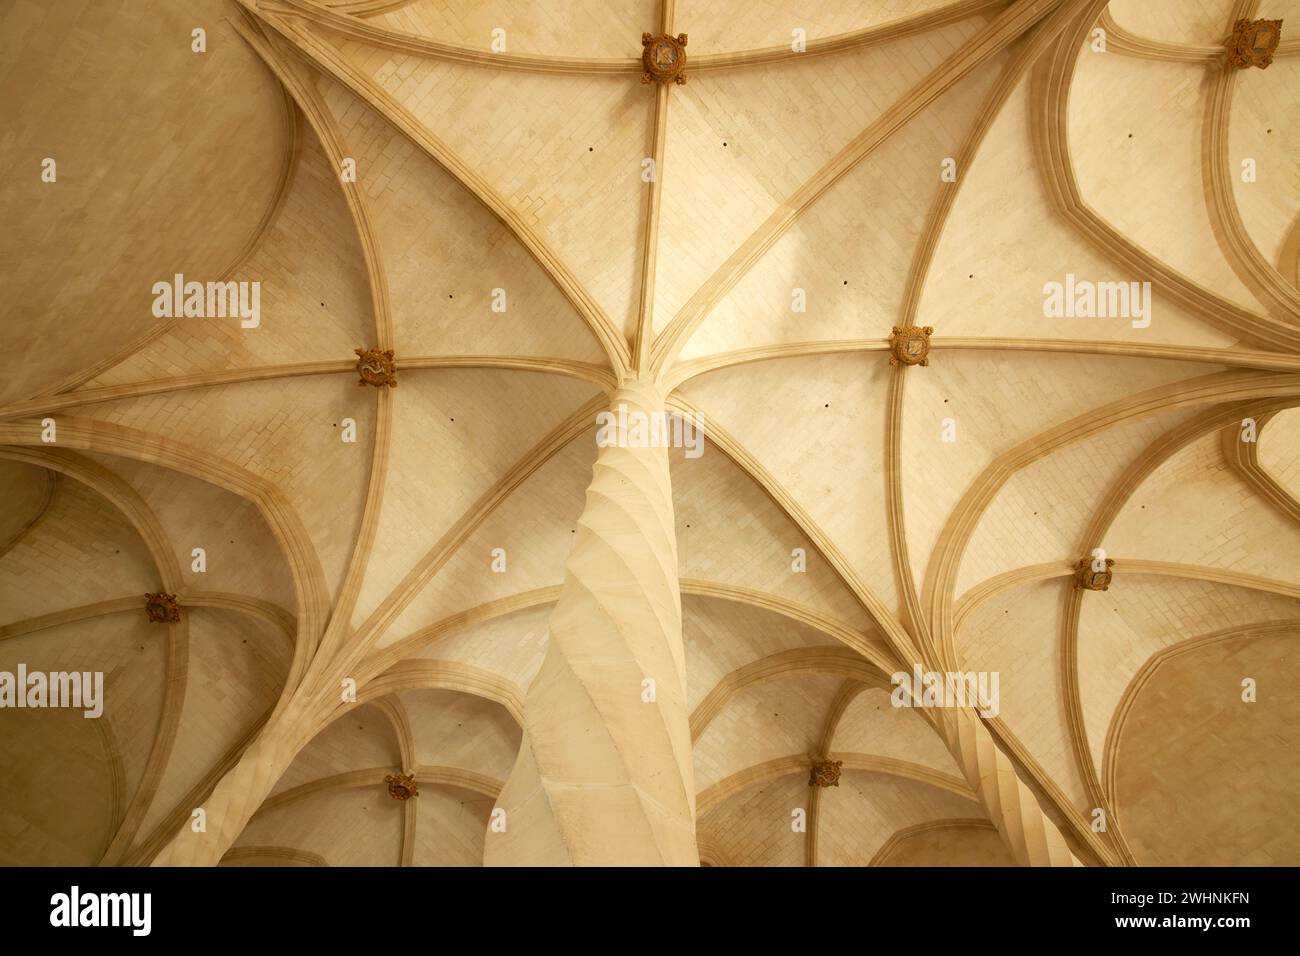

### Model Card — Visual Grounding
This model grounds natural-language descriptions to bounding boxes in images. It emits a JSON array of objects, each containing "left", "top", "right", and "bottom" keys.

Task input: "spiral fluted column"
[
  {"left": 939, "top": 708, "right": 1081, "bottom": 866},
  {"left": 151, "top": 710, "right": 302, "bottom": 866},
  {"left": 485, "top": 382, "right": 698, "bottom": 866}
]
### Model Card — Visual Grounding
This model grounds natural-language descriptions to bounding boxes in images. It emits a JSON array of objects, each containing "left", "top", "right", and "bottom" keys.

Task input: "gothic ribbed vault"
[{"left": 1, "top": 0, "right": 1297, "bottom": 867}]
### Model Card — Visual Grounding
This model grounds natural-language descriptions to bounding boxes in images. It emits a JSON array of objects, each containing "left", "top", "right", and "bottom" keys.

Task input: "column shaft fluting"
[{"left": 485, "top": 383, "right": 698, "bottom": 866}]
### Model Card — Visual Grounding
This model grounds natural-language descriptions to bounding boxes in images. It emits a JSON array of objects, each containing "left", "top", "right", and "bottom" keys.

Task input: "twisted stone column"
[
  {"left": 485, "top": 382, "right": 698, "bottom": 866},
  {"left": 152, "top": 709, "right": 302, "bottom": 866},
  {"left": 939, "top": 708, "right": 1080, "bottom": 866}
]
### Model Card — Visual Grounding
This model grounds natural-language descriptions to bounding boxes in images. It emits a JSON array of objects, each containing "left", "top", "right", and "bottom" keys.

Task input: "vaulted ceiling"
[{"left": 1, "top": 0, "right": 1297, "bottom": 867}]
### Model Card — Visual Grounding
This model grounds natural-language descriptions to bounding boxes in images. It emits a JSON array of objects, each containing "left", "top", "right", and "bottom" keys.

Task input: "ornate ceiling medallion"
[
  {"left": 889, "top": 325, "right": 934, "bottom": 367},
  {"left": 144, "top": 592, "right": 181, "bottom": 624},
  {"left": 355, "top": 348, "right": 397, "bottom": 388},
  {"left": 1074, "top": 557, "right": 1114, "bottom": 592},
  {"left": 642, "top": 33, "right": 688, "bottom": 85},
  {"left": 1226, "top": 18, "right": 1282, "bottom": 70},
  {"left": 808, "top": 759, "right": 843, "bottom": 788},
  {"left": 384, "top": 772, "right": 418, "bottom": 801}
]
